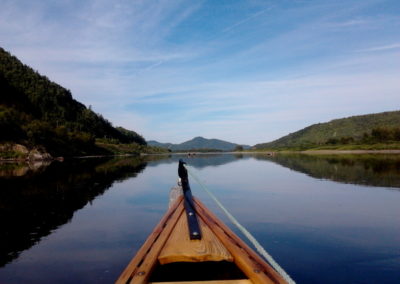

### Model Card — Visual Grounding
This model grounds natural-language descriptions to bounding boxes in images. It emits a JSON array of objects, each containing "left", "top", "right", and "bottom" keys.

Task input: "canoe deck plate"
[{"left": 158, "top": 202, "right": 233, "bottom": 264}]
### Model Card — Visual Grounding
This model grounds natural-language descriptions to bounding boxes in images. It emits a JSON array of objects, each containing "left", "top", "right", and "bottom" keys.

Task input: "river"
[{"left": 0, "top": 153, "right": 399, "bottom": 283}]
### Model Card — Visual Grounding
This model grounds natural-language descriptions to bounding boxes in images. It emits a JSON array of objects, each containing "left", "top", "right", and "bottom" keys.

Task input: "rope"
[{"left": 184, "top": 164, "right": 296, "bottom": 284}]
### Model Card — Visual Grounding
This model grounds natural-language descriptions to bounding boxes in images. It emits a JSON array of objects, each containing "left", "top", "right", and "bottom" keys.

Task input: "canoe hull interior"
[{"left": 149, "top": 261, "right": 247, "bottom": 282}]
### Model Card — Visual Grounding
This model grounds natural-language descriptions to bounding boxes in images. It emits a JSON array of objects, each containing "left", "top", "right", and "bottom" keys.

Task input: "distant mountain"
[
  {"left": 0, "top": 47, "right": 146, "bottom": 157},
  {"left": 253, "top": 111, "right": 400, "bottom": 150},
  {"left": 148, "top": 137, "right": 250, "bottom": 151},
  {"left": 147, "top": 140, "right": 175, "bottom": 149}
]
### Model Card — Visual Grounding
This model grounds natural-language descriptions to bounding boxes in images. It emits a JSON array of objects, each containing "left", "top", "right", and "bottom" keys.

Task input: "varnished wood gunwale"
[
  {"left": 115, "top": 196, "right": 184, "bottom": 284},
  {"left": 116, "top": 195, "right": 289, "bottom": 284},
  {"left": 193, "top": 198, "right": 288, "bottom": 284}
]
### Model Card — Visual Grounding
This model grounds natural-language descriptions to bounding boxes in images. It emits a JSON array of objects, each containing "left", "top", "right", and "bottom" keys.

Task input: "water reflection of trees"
[
  {"left": 255, "top": 154, "right": 400, "bottom": 189},
  {"left": 0, "top": 160, "right": 51, "bottom": 177},
  {"left": 0, "top": 157, "right": 147, "bottom": 267}
]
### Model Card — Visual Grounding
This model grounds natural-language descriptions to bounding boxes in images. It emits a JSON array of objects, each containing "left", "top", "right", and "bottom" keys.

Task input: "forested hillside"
[
  {"left": 254, "top": 111, "right": 400, "bottom": 150},
  {"left": 0, "top": 47, "right": 146, "bottom": 157}
]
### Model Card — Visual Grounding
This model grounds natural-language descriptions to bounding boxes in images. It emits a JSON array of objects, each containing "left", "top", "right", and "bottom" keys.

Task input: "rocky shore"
[{"left": 0, "top": 143, "right": 59, "bottom": 161}]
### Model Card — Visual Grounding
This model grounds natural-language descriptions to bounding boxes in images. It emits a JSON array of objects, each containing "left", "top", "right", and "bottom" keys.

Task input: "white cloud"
[
  {"left": 1, "top": 0, "right": 399, "bottom": 145},
  {"left": 357, "top": 43, "right": 400, "bottom": 52}
]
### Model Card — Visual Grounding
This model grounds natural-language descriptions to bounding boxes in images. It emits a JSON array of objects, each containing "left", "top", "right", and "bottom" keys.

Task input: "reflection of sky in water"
[
  {"left": 0, "top": 154, "right": 399, "bottom": 283},
  {"left": 187, "top": 157, "right": 400, "bottom": 283}
]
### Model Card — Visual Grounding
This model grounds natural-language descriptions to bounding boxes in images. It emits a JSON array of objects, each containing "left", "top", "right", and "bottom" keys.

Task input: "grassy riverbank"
[
  {"left": 0, "top": 140, "right": 168, "bottom": 161},
  {"left": 252, "top": 142, "right": 400, "bottom": 153}
]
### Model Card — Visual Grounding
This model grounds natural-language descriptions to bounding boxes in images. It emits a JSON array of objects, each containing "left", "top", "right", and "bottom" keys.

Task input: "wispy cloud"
[
  {"left": 326, "top": 19, "right": 367, "bottom": 27},
  {"left": 222, "top": 7, "right": 273, "bottom": 33},
  {"left": 357, "top": 43, "right": 400, "bottom": 52},
  {"left": 124, "top": 50, "right": 399, "bottom": 144},
  {"left": 1, "top": 0, "right": 399, "bottom": 145}
]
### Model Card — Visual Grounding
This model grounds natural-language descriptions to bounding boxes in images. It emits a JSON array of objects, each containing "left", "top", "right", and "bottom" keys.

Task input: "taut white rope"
[{"left": 184, "top": 164, "right": 296, "bottom": 284}]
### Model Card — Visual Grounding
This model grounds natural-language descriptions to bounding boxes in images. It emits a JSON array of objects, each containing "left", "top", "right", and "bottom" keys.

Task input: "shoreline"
[{"left": 2, "top": 149, "right": 400, "bottom": 162}]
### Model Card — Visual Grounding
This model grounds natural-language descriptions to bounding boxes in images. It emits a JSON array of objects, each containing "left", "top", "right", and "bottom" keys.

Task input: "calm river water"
[{"left": 0, "top": 153, "right": 399, "bottom": 283}]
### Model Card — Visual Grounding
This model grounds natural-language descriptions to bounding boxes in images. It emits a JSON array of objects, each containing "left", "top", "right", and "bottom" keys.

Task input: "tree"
[{"left": 234, "top": 145, "right": 244, "bottom": 151}]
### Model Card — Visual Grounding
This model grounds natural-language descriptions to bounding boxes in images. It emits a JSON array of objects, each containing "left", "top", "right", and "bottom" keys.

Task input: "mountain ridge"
[{"left": 148, "top": 136, "right": 250, "bottom": 151}]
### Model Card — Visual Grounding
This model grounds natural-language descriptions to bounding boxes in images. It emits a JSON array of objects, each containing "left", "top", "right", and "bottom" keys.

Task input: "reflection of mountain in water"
[
  {"left": 255, "top": 154, "right": 400, "bottom": 189},
  {"left": 0, "top": 157, "right": 147, "bottom": 267},
  {"left": 146, "top": 153, "right": 250, "bottom": 168}
]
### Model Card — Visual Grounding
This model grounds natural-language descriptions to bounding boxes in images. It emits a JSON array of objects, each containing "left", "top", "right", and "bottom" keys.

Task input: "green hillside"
[
  {"left": 0, "top": 47, "right": 146, "bottom": 157},
  {"left": 254, "top": 111, "right": 400, "bottom": 150}
]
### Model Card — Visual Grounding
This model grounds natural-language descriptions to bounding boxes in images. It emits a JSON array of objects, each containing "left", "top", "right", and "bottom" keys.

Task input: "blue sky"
[{"left": 1, "top": 0, "right": 399, "bottom": 145}]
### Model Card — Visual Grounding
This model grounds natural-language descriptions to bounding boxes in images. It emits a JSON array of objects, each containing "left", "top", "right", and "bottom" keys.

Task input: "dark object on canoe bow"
[{"left": 179, "top": 159, "right": 202, "bottom": 240}]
